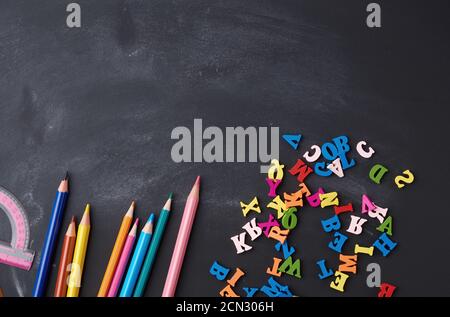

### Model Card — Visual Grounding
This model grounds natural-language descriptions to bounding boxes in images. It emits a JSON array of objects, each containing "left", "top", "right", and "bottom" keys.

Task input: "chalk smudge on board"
[
  {"left": 23, "top": 192, "right": 44, "bottom": 227},
  {"left": 10, "top": 268, "right": 24, "bottom": 297}
]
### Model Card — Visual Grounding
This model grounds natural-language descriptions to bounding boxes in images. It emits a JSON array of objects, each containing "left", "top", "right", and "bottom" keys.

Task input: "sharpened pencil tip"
[
  {"left": 58, "top": 174, "right": 69, "bottom": 192},
  {"left": 126, "top": 201, "right": 135, "bottom": 217},
  {"left": 163, "top": 195, "right": 172, "bottom": 211},
  {"left": 130, "top": 218, "right": 139, "bottom": 236},
  {"left": 81, "top": 205, "right": 90, "bottom": 226},
  {"left": 66, "top": 219, "right": 76, "bottom": 236},
  {"left": 143, "top": 214, "right": 154, "bottom": 234},
  {"left": 189, "top": 176, "right": 201, "bottom": 197}
]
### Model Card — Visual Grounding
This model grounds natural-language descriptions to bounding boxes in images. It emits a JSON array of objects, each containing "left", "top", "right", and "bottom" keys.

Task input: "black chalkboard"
[{"left": 0, "top": 0, "right": 449, "bottom": 297}]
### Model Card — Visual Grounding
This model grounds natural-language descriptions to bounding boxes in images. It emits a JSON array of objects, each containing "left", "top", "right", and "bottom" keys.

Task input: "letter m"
[{"left": 289, "top": 159, "right": 313, "bottom": 182}]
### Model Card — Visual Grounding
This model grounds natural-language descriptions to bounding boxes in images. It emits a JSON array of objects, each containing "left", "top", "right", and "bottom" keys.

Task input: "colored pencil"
[
  {"left": 67, "top": 204, "right": 91, "bottom": 297},
  {"left": 133, "top": 194, "right": 172, "bottom": 297},
  {"left": 32, "top": 173, "right": 69, "bottom": 297},
  {"left": 162, "top": 177, "right": 200, "bottom": 297},
  {"left": 54, "top": 217, "right": 77, "bottom": 297},
  {"left": 0, "top": 288, "right": 4, "bottom": 297},
  {"left": 97, "top": 202, "right": 135, "bottom": 297},
  {"left": 107, "top": 219, "right": 139, "bottom": 297},
  {"left": 119, "top": 214, "right": 154, "bottom": 297}
]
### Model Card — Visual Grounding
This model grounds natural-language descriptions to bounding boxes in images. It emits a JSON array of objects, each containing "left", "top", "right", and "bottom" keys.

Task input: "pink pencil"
[
  {"left": 162, "top": 176, "right": 201, "bottom": 297},
  {"left": 107, "top": 218, "right": 139, "bottom": 297}
]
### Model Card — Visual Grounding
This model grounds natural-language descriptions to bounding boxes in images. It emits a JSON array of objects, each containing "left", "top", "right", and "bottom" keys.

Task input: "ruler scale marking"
[{"left": 0, "top": 187, "right": 34, "bottom": 271}]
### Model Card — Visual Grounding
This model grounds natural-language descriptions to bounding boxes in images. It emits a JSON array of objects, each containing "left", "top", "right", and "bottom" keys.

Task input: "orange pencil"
[
  {"left": 54, "top": 217, "right": 77, "bottom": 297},
  {"left": 0, "top": 288, "right": 4, "bottom": 297},
  {"left": 97, "top": 202, "right": 135, "bottom": 297}
]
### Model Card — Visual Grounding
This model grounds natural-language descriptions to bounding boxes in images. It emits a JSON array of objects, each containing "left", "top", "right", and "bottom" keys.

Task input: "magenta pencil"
[
  {"left": 162, "top": 176, "right": 201, "bottom": 297},
  {"left": 107, "top": 219, "right": 139, "bottom": 297}
]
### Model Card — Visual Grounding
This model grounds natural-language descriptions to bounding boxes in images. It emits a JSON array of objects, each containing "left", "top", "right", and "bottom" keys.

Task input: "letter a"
[
  {"left": 327, "top": 158, "right": 344, "bottom": 178},
  {"left": 366, "top": 263, "right": 381, "bottom": 287},
  {"left": 376, "top": 216, "right": 393, "bottom": 236},
  {"left": 366, "top": 3, "right": 381, "bottom": 28},
  {"left": 66, "top": 3, "right": 81, "bottom": 28}
]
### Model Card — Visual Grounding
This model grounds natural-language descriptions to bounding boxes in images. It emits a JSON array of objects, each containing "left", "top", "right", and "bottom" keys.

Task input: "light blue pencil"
[{"left": 119, "top": 214, "right": 154, "bottom": 297}]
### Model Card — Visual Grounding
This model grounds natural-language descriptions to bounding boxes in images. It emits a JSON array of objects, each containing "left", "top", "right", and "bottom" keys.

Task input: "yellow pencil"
[{"left": 67, "top": 204, "right": 91, "bottom": 297}]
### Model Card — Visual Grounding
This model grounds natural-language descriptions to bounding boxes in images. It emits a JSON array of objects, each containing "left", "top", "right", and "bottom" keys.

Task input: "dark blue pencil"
[{"left": 32, "top": 173, "right": 69, "bottom": 297}]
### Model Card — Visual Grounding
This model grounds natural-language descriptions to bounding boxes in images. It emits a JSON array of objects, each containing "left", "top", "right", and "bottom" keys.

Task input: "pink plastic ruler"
[{"left": 0, "top": 186, "right": 34, "bottom": 270}]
